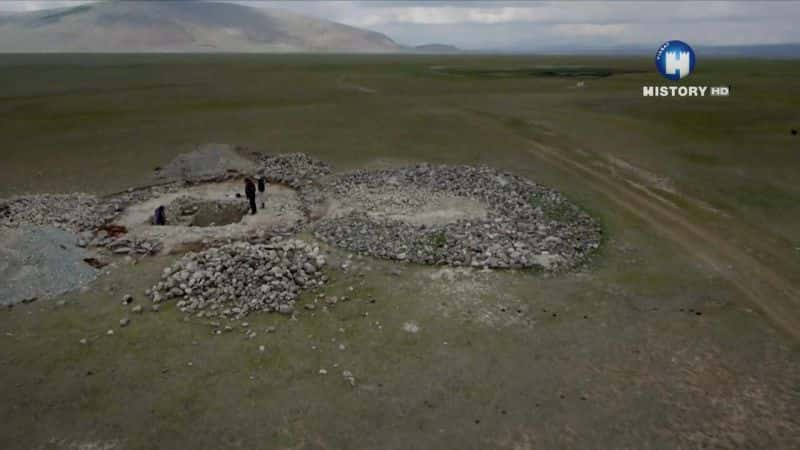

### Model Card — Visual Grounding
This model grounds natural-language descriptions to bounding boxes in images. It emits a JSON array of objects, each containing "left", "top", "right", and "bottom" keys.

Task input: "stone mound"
[
  {"left": 311, "top": 164, "right": 601, "bottom": 271},
  {"left": 154, "top": 143, "right": 254, "bottom": 182},
  {"left": 148, "top": 239, "right": 327, "bottom": 319},
  {"left": 257, "top": 152, "right": 331, "bottom": 189},
  {"left": 0, "top": 193, "right": 104, "bottom": 233}
]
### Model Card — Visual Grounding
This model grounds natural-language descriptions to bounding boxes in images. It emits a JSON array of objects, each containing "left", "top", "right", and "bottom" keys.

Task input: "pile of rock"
[
  {"left": 0, "top": 193, "right": 104, "bottom": 233},
  {"left": 148, "top": 239, "right": 327, "bottom": 319},
  {"left": 0, "top": 184, "right": 180, "bottom": 233},
  {"left": 311, "top": 164, "right": 602, "bottom": 271},
  {"left": 257, "top": 153, "right": 331, "bottom": 189}
]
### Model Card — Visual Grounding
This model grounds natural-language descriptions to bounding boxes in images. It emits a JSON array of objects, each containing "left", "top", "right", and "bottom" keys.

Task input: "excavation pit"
[
  {"left": 114, "top": 180, "right": 306, "bottom": 254},
  {"left": 164, "top": 197, "right": 248, "bottom": 227}
]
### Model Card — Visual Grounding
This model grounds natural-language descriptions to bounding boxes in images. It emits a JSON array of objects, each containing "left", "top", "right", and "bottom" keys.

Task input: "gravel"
[
  {"left": 310, "top": 164, "right": 601, "bottom": 271},
  {"left": 0, "top": 226, "right": 99, "bottom": 306},
  {"left": 149, "top": 238, "right": 327, "bottom": 319}
]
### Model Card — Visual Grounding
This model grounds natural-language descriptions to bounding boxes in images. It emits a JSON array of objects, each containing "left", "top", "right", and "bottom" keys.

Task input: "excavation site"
[{"left": 0, "top": 145, "right": 601, "bottom": 314}]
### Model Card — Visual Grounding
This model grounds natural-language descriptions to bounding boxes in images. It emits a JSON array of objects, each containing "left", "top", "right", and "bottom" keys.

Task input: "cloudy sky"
[{"left": 1, "top": 1, "right": 799, "bottom": 50}]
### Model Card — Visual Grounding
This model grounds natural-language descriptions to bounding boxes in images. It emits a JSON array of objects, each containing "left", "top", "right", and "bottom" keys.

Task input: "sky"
[{"left": 1, "top": 0, "right": 799, "bottom": 50}]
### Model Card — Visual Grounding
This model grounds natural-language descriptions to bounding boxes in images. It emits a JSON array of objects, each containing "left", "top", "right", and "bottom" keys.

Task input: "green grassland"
[
  {"left": 1, "top": 54, "right": 799, "bottom": 449},
  {"left": 1, "top": 54, "right": 798, "bottom": 240}
]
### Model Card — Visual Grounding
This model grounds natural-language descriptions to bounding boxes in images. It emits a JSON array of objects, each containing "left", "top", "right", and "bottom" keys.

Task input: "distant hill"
[
  {"left": 414, "top": 44, "right": 460, "bottom": 54},
  {"left": 695, "top": 44, "right": 800, "bottom": 59},
  {"left": 492, "top": 43, "right": 800, "bottom": 59},
  {"left": 0, "top": 1, "right": 406, "bottom": 53}
]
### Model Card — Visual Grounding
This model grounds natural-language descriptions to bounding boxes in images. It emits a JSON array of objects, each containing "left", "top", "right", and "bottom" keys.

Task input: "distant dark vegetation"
[{"left": 431, "top": 66, "right": 645, "bottom": 79}]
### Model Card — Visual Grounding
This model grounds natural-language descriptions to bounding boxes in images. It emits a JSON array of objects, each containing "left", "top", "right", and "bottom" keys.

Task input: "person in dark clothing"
[
  {"left": 153, "top": 205, "right": 166, "bottom": 225},
  {"left": 244, "top": 178, "right": 257, "bottom": 215},
  {"left": 257, "top": 177, "right": 266, "bottom": 208}
]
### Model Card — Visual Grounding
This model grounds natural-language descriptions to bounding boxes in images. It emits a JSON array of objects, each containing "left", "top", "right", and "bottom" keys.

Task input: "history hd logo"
[{"left": 655, "top": 40, "right": 696, "bottom": 81}]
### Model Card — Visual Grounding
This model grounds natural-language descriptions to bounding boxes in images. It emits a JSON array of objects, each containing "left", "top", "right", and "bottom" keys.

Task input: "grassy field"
[{"left": 1, "top": 54, "right": 799, "bottom": 449}]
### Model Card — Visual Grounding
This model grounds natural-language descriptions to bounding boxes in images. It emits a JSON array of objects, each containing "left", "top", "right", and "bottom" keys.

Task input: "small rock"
[
  {"left": 119, "top": 317, "right": 130, "bottom": 327},
  {"left": 131, "top": 305, "right": 143, "bottom": 314},
  {"left": 402, "top": 321, "right": 420, "bottom": 333},
  {"left": 342, "top": 370, "right": 356, "bottom": 386}
]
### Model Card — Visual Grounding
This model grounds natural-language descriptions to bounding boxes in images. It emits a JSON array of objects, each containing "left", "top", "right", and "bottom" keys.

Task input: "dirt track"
[{"left": 526, "top": 139, "right": 800, "bottom": 339}]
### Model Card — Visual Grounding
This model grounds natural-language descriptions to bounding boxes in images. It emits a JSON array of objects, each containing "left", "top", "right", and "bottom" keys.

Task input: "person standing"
[
  {"left": 257, "top": 177, "right": 266, "bottom": 209},
  {"left": 244, "top": 178, "right": 257, "bottom": 215}
]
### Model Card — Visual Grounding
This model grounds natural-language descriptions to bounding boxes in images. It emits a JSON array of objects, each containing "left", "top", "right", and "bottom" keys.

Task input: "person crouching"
[{"left": 153, "top": 205, "right": 166, "bottom": 225}]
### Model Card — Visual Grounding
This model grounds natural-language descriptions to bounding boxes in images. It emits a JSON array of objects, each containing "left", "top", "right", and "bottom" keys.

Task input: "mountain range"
[
  {"left": 2, "top": 1, "right": 796, "bottom": 57},
  {"left": 0, "top": 1, "right": 417, "bottom": 53}
]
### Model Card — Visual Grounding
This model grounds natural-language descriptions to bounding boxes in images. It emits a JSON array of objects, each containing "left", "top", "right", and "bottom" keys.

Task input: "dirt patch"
[
  {"left": 324, "top": 184, "right": 488, "bottom": 227},
  {"left": 191, "top": 202, "right": 247, "bottom": 227},
  {"left": 427, "top": 267, "right": 527, "bottom": 328}
]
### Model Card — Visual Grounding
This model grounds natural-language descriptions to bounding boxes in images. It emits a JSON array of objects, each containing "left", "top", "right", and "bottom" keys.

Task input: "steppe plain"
[{"left": 1, "top": 54, "right": 799, "bottom": 449}]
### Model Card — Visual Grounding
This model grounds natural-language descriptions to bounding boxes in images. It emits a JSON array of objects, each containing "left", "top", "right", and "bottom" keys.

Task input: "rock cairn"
[
  {"left": 149, "top": 239, "right": 327, "bottom": 319},
  {"left": 311, "top": 164, "right": 601, "bottom": 271},
  {"left": 0, "top": 194, "right": 104, "bottom": 233},
  {"left": 257, "top": 153, "right": 331, "bottom": 189}
]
